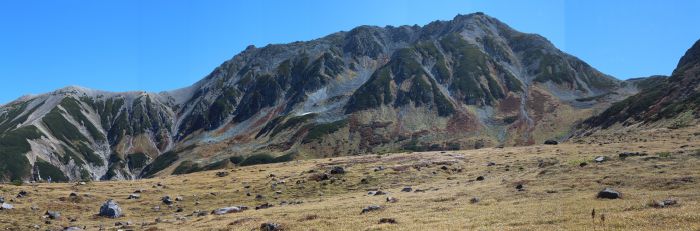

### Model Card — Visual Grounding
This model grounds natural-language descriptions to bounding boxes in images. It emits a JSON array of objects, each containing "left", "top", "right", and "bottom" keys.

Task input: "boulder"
[
  {"left": 98, "top": 200, "right": 122, "bottom": 218},
  {"left": 212, "top": 206, "right": 248, "bottom": 215},
  {"left": 360, "top": 205, "right": 382, "bottom": 214},
  {"left": 597, "top": 188, "right": 621, "bottom": 199}
]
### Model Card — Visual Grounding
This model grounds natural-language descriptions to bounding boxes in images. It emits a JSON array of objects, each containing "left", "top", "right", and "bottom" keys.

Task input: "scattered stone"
[
  {"left": 594, "top": 156, "right": 606, "bottom": 163},
  {"left": 1, "top": 202, "right": 14, "bottom": 210},
  {"left": 176, "top": 207, "right": 184, "bottom": 213},
  {"left": 440, "top": 166, "right": 449, "bottom": 171},
  {"left": 216, "top": 171, "right": 230, "bottom": 177},
  {"left": 309, "top": 173, "right": 330, "bottom": 181},
  {"left": 260, "top": 222, "right": 283, "bottom": 231},
  {"left": 597, "top": 188, "right": 622, "bottom": 199},
  {"left": 386, "top": 197, "right": 398, "bottom": 203},
  {"left": 476, "top": 176, "right": 485, "bottom": 181},
  {"left": 127, "top": 194, "right": 140, "bottom": 200},
  {"left": 373, "top": 166, "right": 385, "bottom": 172},
  {"left": 98, "top": 199, "right": 122, "bottom": 218},
  {"left": 212, "top": 206, "right": 248, "bottom": 215},
  {"left": 255, "top": 194, "right": 265, "bottom": 200},
  {"left": 0, "top": 197, "right": 3, "bottom": 203},
  {"left": 162, "top": 196, "right": 173, "bottom": 205},
  {"left": 544, "top": 140, "right": 558, "bottom": 145},
  {"left": 133, "top": 189, "right": 144, "bottom": 193},
  {"left": 255, "top": 203, "right": 273, "bottom": 210},
  {"left": 63, "top": 227, "right": 83, "bottom": 231},
  {"left": 579, "top": 162, "right": 588, "bottom": 167},
  {"left": 469, "top": 197, "right": 480, "bottom": 204},
  {"left": 379, "top": 218, "right": 397, "bottom": 224},
  {"left": 175, "top": 196, "right": 184, "bottom": 201},
  {"left": 401, "top": 187, "right": 413, "bottom": 192},
  {"left": 360, "top": 178, "right": 369, "bottom": 184},
  {"left": 69, "top": 192, "right": 78, "bottom": 198},
  {"left": 193, "top": 210, "right": 208, "bottom": 217},
  {"left": 45, "top": 211, "right": 61, "bottom": 220},
  {"left": 329, "top": 166, "right": 345, "bottom": 174},
  {"left": 650, "top": 199, "right": 678, "bottom": 208},
  {"left": 360, "top": 205, "right": 382, "bottom": 214},
  {"left": 486, "top": 162, "right": 496, "bottom": 167}
]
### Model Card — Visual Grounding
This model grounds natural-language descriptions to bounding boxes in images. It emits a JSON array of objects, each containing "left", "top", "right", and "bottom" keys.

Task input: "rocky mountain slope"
[
  {"left": 578, "top": 39, "right": 700, "bottom": 134},
  {"left": 0, "top": 13, "right": 637, "bottom": 182}
]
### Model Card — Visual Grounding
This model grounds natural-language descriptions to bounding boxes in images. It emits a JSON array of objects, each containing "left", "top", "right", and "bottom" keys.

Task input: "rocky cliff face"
[
  {"left": 0, "top": 13, "right": 634, "bottom": 182},
  {"left": 578, "top": 39, "right": 700, "bottom": 133}
]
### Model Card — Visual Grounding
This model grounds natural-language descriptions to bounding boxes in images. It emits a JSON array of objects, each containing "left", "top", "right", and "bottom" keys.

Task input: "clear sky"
[{"left": 1, "top": 0, "right": 699, "bottom": 104}]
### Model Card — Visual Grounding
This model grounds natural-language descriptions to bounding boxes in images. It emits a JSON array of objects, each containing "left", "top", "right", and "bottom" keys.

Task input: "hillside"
[
  {"left": 578, "top": 39, "right": 700, "bottom": 134},
  {"left": 0, "top": 12, "right": 637, "bottom": 182},
  {"left": 0, "top": 124, "right": 698, "bottom": 230}
]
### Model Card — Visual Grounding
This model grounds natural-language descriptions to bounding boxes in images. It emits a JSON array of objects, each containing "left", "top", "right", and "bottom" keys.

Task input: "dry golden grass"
[{"left": 1, "top": 126, "right": 700, "bottom": 230}]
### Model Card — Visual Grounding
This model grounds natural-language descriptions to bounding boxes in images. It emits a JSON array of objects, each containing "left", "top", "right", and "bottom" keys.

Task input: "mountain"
[
  {"left": 578, "top": 39, "right": 700, "bottom": 133},
  {"left": 0, "top": 13, "right": 634, "bottom": 182}
]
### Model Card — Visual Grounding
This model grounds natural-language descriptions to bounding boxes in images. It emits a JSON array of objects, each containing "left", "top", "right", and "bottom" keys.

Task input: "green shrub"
[
  {"left": 239, "top": 153, "right": 295, "bottom": 166},
  {"left": 35, "top": 159, "right": 68, "bottom": 182},
  {"left": 302, "top": 119, "right": 348, "bottom": 143}
]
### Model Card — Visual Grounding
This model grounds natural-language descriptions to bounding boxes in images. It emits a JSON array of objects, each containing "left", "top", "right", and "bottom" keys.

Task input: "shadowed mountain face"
[
  {"left": 579, "top": 39, "right": 700, "bottom": 133},
  {"left": 0, "top": 13, "right": 632, "bottom": 182}
]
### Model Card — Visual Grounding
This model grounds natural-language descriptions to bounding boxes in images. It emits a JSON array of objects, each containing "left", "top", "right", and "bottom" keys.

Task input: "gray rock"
[
  {"left": 1, "top": 202, "right": 13, "bottom": 210},
  {"left": 597, "top": 188, "right": 621, "bottom": 199},
  {"left": 368, "top": 190, "right": 386, "bottom": 196},
  {"left": 162, "top": 196, "right": 173, "bottom": 205},
  {"left": 127, "top": 194, "right": 140, "bottom": 199},
  {"left": 386, "top": 197, "right": 398, "bottom": 203},
  {"left": 329, "top": 166, "right": 345, "bottom": 174},
  {"left": 401, "top": 187, "right": 412, "bottom": 192},
  {"left": 379, "top": 218, "right": 397, "bottom": 224},
  {"left": 98, "top": 199, "right": 122, "bottom": 218},
  {"left": 651, "top": 198, "right": 678, "bottom": 208},
  {"left": 594, "top": 156, "right": 606, "bottom": 163},
  {"left": 45, "top": 210, "right": 61, "bottom": 219},
  {"left": 360, "top": 205, "right": 382, "bottom": 214},
  {"left": 0, "top": 196, "right": 4, "bottom": 203},
  {"left": 469, "top": 197, "right": 480, "bottom": 204},
  {"left": 260, "top": 222, "right": 282, "bottom": 231},
  {"left": 63, "top": 227, "right": 83, "bottom": 231},
  {"left": 212, "top": 206, "right": 248, "bottom": 215}
]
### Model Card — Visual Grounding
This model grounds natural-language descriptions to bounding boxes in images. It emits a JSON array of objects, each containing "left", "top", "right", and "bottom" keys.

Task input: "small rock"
[
  {"left": 469, "top": 197, "right": 480, "bottom": 204},
  {"left": 17, "top": 190, "right": 28, "bottom": 198},
  {"left": 440, "top": 166, "right": 449, "bottom": 171},
  {"left": 45, "top": 211, "right": 61, "bottom": 220},
  {"left": 175, "top": 196, "right": 184, "bottom": 201},
  {"left": 651, "top": 198, "right": 678, "bottom": 208},
  {"left": 386, "top": 197, "right": 398, "bottom": 203},
  {"left": 476, "top": 176, "right": 485, "bottom": 181},
  {"left": 255, "top": 203, "right": 274, "bottom": 210},
  {"left": 368, "top": 190, "right": 386, "bottom": 196},
  {"left": 544, "top": 140, "right": 558, "bottom": 145},
  {"left": 255, "top": 194, "right": 265, "bottom": 200},
  {"left": 378, "top": 218, "right": 397, "bottom": 224},
  {"left": 259, "top": 222, "right": 283, "bottom": 231},
  {"left": 515, "top": 184, "right": 524, "bottom": 191},
  {"left": 401, "top": 187, "right": 413, "bottom": 192},
  {"left": 114, "top": 221, "right": 132, "bottom": 227},
  {"left": 1, "top": 202, "right": 14, "bottom": 210},
  {"left": 360, "top": 205, "right": 382, "bottom": 214},
  {"left": 69, "top": 192, "right": 78, "bottom": 198},
  {"left": 176, "top": 207, "right": 184, "bottom": 213},
  {"left": 212, "top": 206, "right": 248, "bottom": 215},
  {"left": 162, "top": 196, "right": 173, "bottom": 205},
  {"left": 329, "top": 166, "right": 345, "bottom": 174},
  {"left": 63, "top": 227, "right": 83, "bottom": 231},
  {"left": 579, "top": 162, "right": 588, "bottom": 167},
  {"left": 216, "top": 171, "right": 230, "bottom": 177},
  {"left": 597, "top": 188, "right": 621, "bottom": 199},
  {"left": 127, "top": 194, "right": 140, "bottom": 200},
  {"left": 133, "top": 189, "right": 144, "bottom": 193},
  {"left": 98, "top": 199, "right": 122, "bottom": 218},
  {"left": 0, "top": 197, "right": 4, "bottom": 203},
  {"left": 360, "top": 178, "right": 369, "bottom": 184},
  {"left": 594, "top": 156, "right": 606, "bottom": 163},
  {"left": 486, "top": 162, "right": 496, "bottom": 167}
]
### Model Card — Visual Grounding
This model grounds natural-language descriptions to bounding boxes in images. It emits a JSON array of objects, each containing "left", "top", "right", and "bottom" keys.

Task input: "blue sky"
[{"left": 1, "top": 0, "right": 699, "bottom": 104}]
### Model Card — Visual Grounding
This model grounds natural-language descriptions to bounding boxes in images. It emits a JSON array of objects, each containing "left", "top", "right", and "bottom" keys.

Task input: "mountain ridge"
[{"left": 0, "top": 12, "right": 637, "bottom": 182}]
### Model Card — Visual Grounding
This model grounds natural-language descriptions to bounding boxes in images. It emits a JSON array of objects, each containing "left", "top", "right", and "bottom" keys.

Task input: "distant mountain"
[
  {"left": 0, "top": 13, "right": 635, "bottom": 182},
  {"left": 578, "top": 39, "right": 700, "bottom": 133}
]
